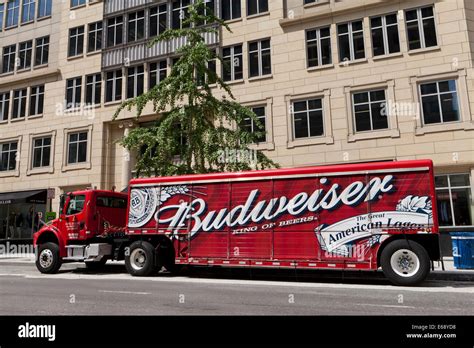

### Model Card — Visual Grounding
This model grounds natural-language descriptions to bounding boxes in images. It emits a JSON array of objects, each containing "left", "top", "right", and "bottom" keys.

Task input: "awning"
[{"left": 0, "top": 190, "right": 47, "bottom": 205}]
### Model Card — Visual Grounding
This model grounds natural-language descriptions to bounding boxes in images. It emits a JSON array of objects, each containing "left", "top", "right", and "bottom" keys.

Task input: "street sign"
[{"left": 47, "top": 188, "right": 56, "bottom": 199}]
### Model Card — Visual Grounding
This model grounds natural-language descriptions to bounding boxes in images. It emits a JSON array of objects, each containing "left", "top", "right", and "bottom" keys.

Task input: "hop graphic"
[
  {"left": 396, "top": 195, "right": 432, "bottom": 218},
  {"left": 158, "top": 186, "right": 190, "bottom": 205}
]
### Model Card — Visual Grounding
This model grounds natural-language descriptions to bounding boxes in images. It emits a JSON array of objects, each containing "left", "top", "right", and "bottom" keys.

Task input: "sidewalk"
[{"left": 0, "top": 254, "right": 473, "bottom": 282}]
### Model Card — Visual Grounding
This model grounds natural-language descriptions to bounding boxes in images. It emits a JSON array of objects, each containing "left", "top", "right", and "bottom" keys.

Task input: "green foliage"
[{"left": 113, "top": 0, "right": 278, "bottom": 177}]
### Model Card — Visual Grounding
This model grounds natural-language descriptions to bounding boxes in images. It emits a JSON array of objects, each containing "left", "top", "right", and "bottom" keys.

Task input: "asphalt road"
[{"left": 0, "top": 262, "right": 473, "bottom": 315}]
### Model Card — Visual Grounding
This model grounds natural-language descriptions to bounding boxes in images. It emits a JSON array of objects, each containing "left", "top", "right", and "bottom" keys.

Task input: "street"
[{"left": 1, "top": 262, "right": 473, "bottom": 315}]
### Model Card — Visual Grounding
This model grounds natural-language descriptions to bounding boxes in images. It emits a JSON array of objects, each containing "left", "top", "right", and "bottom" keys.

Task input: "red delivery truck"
[{"left": 34, "top": 159, "right": 440, "bottom": 286}]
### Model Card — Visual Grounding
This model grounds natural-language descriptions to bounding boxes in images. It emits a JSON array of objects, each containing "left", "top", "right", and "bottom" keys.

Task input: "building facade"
[{"left": 0, "top": 0, "right": 473, "bottom": 253}]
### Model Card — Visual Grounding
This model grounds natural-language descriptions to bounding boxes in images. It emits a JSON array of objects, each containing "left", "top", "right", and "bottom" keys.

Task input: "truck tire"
[
  {"left": 36, "top": 243, "right": 62, "bottom": 274},
  {"left": 381, "top": 240, "right": 430, "bottom": 286},
  {"left": 85, "top": 258, "right": 108, "bottom": 271},
  {"left": 125, "top": 241, "right": 157, "bottom": 277}
]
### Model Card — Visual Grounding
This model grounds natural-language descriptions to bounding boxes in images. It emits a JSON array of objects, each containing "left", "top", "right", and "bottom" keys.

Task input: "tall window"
[
  {"left": 248, "top": 39, "right": 271, "bottom": 77},
  {"left": 149, "top": 61, "right": 167, "bottom": 89},
  {"left": 172, "top": 0, "right": 191, "bottom": 29},
  {"left": 436, "top": 174, "right": 473, "bottom": 227},
  {"left": 35, "top": 36, "right": 49, "bottom": 66},
  {"left": 69, "top": 26, "right": 84, "bottom": 57},
  {"left": 71, "top": 0, "right": 86, "bottom": 7},
  {"left": 293, "top": 98, "right": 324, "bottom": 139},
  {"left": 128, "top": 10, "right": 145, "bottom": 43},
  {"left": 86, "top": 73, "right": 102, "bottom": 105},
  {"left": 197, "top": 0, "right": 215, "bottom": 26},
  {"left": 371, "top": 13, "right": 400, "bottom": 56},
  {"left": 67, "top": 132, "right": 88, "bottom": 164},
  {"left": 338, "top": 20, "right": 365, "bottom": 62},
  {"left": 0, "top": 4, "right": 5, "bottom": 31},
  {"left": 247, "top": 0, "right": 267, "bottom": 16},
  {"left": 405, "top": 6, "right": 437, "bottom": 50},
  {"left": 242, "top": 106, "right": 266, "bottom": 143},
  {"left": 32, "top": 136, "right": 51, "bottom": 168},
  {"left": 0, "top": 142, "right": 18, "bottom": 172},
  {"left": 306, "top": 26, "right": 331, "bottom": 68},
  {"left": 107, "top": 16, "right": 123, "bottom": 47},
  {"left": 221, "top": 0, "right": 241, "bottom": 20},
  {"left": 420, "top": 80, "right": 459, "bottom": 125},
  {"left": 6, "top": 0, "right": 20, "bottom": 27},
  {"left": 105, "top": 70, "right": 122, "bottom": 102},
  {"left": 222, "top": 44, "right": 243, "bottom": 81},
  {"left": 18, "top": 41, "right": 33, "bottom": 70},
  {"left": 127, "top": 66, "right": 145, "bottom": 99},
  {"left": 12, "top": 89, "right": 27, "bottom": 119},
  {"left": 88, "top": 22, "right": 103, "bottom": 52},
  {"left": 2, "top": 45, "right": 16, "bottom": 73},
  {"left": 38, "top": 0, "right": 52, "bottom": 18},
  {"left": 65, "top": 77, "right": 82, "bottom": 109},
  {"left": 150, "top": 4, "right": 167, "bottom": 37},
  {"left": 0, "top": 92, "right": 10, "bottom": 121},
  {"left": 22, "top": 0, "right": 35, "bottom": 23},
  {"left": 29, "top": 85, "right": 44, "bottom": 116},
  {"left": 352, "top": 90, "right": 388, "bottom": 132}
]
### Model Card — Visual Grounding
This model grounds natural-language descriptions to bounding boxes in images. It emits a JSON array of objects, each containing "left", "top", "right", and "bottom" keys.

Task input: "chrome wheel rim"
[
  {"left": 130, "top": 248, "right": 147, "bottom": 271},
  {"left": 39, "top": 249, "right": 54, "bottom": 269},
  {"left": 390, "top": 249, "right": 420, "bottom": 277}
]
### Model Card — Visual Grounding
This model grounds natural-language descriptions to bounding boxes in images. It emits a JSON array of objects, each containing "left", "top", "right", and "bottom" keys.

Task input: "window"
[
  {"left": 197, "top": 49, "right": 216, "bottom": 85},
  {"left": 29, "top": 85, "right": 44, "bottom": 116},
  {"left": 197, "top": 0, "right": 215, "bottom": 26},
  {"left": 107, "top": 16, "right": 123, "bottom": 47},
  {"left": 306, "top": 26, "right": 331, "bottom": 68},
  {"left": 292, "top": 98, "right": 324, "bottom": 139},
  {"left": 2, "top": 45, "right": 16, "bottom": 74},
  {"left": 69, "top": 26, "right": 84, "bottom": 57},
  {"left": 420, "top": 80, "right": 459, "bottom": 125},
  {"left": 22, "top": 0, "right": 35, "bottom": 23},
  {"left": 105, "top": 70, "right": 122, "bottom": 102},
  {"left": 150, "top": 4, "right": 167, "bottom": 37},
  {"left": 0, "top": 92, "right": 10, "bottom": 121},
  {"left": 96, "top": 196, "right": 127, "bottom": 209},
  {"left": 32, "top": 136, "right": 51, "bottom": 168},
  {"left": 242, "top": 106, "right": 266, "bottom": 143},
  {"left": 172, "top": 0, "right": 190, "bottom": 29},
  {"left": 371, "top": 13, "right": 400, "bottom": 56},
  {"left": 18, "top": 41, "right": 33, "bottom": 70},
  {"left": 6, "top": 0, "right": 20, "bottom": 27},
  {"left": 128, "top": 10, "right": 145, "bottom": 43},
  {"left": 352, "top": 90, "right": 388, "bottom": 132},
  {"left": 222, "top": 44, "right": 243, "bottom": 81},
  {"left": 12, "top": 89, "right": 27, "bottom": 119},
  {"left": 247, "top": 0, "right": 267, "bottom": 16},
  {"left": 149, "top": 61, "right": 167, "bottom": 89},
  {"left": 88, "top": 22, "right": 103, "bottom": 52},
  {"left": 65, "top": 77, "right": 82, "bottom": 109},
  {"left": 66, "top": 194, "right": 86, "bottom": 215},
  {"left": 0, "top": 4, "right": 5, "bottom": 31},
  {"left": 0, "top": 141, "right": 18, "bottom": 172},
  {"left": 435, "top": 174, "right": 472, "bottom": 227},
  {"left": 35, "top": 36, "right": 49, "bottom": 66},
  {"left": 221, "top": 0, "right": 241, "bottom": 20},
  {"left": 38, "top": 0, "right": 52, "bottom": 18},
  {"left": 248, "top": 39, "right": 271, "bottom": 78},
  {"left": 405, "top": 6, "right": 437, "bottom": 50},
  {"left": 67, "top": 132, "right": 88, "bottom": 164},
  {"left": 127, "top": 66, "right": 145, "bottom": 99},
  {"left": 71, "top": 0, "right": 86, "bottom": 7},
  {"left": 86, "top": 73, "right": 101, "bottom": 106},
  {"left": 338, "top": 20, "right": 365, "bottom": 62}
]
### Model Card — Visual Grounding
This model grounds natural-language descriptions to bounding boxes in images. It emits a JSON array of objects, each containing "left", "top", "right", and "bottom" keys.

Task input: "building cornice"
[{"left": 0, "top": 68, "right": 61, "bottom": 89}]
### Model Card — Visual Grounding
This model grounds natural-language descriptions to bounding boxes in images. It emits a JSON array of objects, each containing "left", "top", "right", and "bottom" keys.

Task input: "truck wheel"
[
  {"left": 36, "top": 243, "right": 62, "bottom": 274},
  {"left": 85, "top": 258, "right": 108, "bottom": 271},
  {"left": 381, "top": 240, "right": 430, "bottom": 286},
  {"left": 125, "top": 241, "right": 157, "bottom": 277}
]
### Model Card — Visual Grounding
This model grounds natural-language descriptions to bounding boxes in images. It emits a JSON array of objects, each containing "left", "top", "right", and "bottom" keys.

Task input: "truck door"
[
  {"left": 95, "top": 195, "right": 127, "bottom": 236},
  {"left": 60, "top": 194, "right": 87, "bottom": 240}
]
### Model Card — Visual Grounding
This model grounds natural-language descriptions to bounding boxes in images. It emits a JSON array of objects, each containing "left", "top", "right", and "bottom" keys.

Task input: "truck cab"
[{"left": 33, "top": 189, "right": 128, "bottom": 274}]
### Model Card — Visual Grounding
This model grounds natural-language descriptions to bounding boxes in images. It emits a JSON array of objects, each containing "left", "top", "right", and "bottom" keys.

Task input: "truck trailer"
[{"left": 33, "top": 159, "right": 440, "bottom": 286}]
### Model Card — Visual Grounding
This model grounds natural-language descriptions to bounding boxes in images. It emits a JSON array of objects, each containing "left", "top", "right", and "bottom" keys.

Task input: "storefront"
[{"left": 0, "top": 190, "right": 47, "bottom": 240}]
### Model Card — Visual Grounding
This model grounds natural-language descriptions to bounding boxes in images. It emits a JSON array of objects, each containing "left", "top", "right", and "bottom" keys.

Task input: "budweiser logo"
[{"left": 155, "top": 175, "right": 395, "bottom": 237}]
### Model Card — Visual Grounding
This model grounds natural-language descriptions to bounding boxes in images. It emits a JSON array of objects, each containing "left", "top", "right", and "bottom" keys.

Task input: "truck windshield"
[{"left": 66, "top": 195, "right": 86, "bottom": 215}]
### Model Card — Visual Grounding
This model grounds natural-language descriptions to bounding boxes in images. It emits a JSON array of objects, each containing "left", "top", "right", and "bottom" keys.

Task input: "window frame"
[
  {"left": 419, "top": 79, "right": 460, "bottom": 126},
  {"left": 127, "top": 10, "right": 145, "bottom": 43},
  {"left": 126, "top": 66, "right": 145, "bottom": 99},
  {"left": 37, "top": 0, "right": 52, "bottom": 18},
  {"left": 405, "top": 5, "right": 438, "bottom": 51},
  {"left": 0, "top": 140, "right": 19, "bottom": 173},
  {"left": 0, "top": 92, "right": 10, "bottom": 122},
  {"left": 248, "top": 38, "right": 272, "bottom": 78},
  {"left": 35, "top": 36, "right": 50, "bottom": 66},
  {"left": 351, "top": 89, "right": 389, "bottom": 133},
  {"left": 107, "top": 16, "right": 124, "bottom": 47},
  {"left": 68, "top": 26, "right": 85, "bottom": 57},
  {"left": 85, "top": 73, "right": 102, "bottom": 106},
  {"left": 370, "top": 12, "right": 400, "bottom": 57},
  {"left": 65, "top": 77, "right": 82, "bottom": 110},
  {"left": 222, "top": 44, "right": 243, "bottom": 81},
  {"left": 31, "top": 135, "right": 52, "bottom": 169},
  {"left": 6, "top": 0, "right": 20, "bottom": 28},
  {"left": 105, "top": 69, "right": 123, "bottom": 103},
  {"left": 2, "top": 45, "right": 17, "bottom": 74},
  {"left": 306, "top": 26, "right": 332, "bottom": 68},
  {"left": 337, "top": 19, "right": 365, "bottom": 63},
  {"left": 149, "top": 4, "right": 168, "bottom": 37},
  {"left": 29, "top": 85, "right": 45, "bottom": 117},
  {"left": 88, "top": 21, "right": 103, "bottom": 53},
  {"left": 21, "top": 0, "right": 36, "bottom": 23},
  {"left": 66, "top": 131, "right": 88, "bottom": 165},
  {"left": 12, "top": 88, "right": 27, "bottom": 120},
  {"left": 18, "top": 40, "right": 33, "bottom": 70}
]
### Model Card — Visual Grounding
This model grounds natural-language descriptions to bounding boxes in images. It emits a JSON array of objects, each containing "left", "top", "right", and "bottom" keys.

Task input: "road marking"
[
  {"left": 99, "top": 290, "right": 151, "bottom": 295},
  {"left": 356, "top": 303, "right": 416, "bottom": 309}
]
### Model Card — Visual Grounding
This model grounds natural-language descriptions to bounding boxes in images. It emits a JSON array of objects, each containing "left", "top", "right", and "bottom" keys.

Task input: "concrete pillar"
[{"left": 119, "top": 122, "right": 134, "bottom": 191}]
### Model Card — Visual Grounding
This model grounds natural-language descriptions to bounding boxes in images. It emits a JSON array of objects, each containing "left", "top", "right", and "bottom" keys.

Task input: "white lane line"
[
  {"left": 99, "top": 290, "right": 151, "bottom": 295},
  {"left": 356, "top": 303, "right": 416, "bottom": 309}
]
